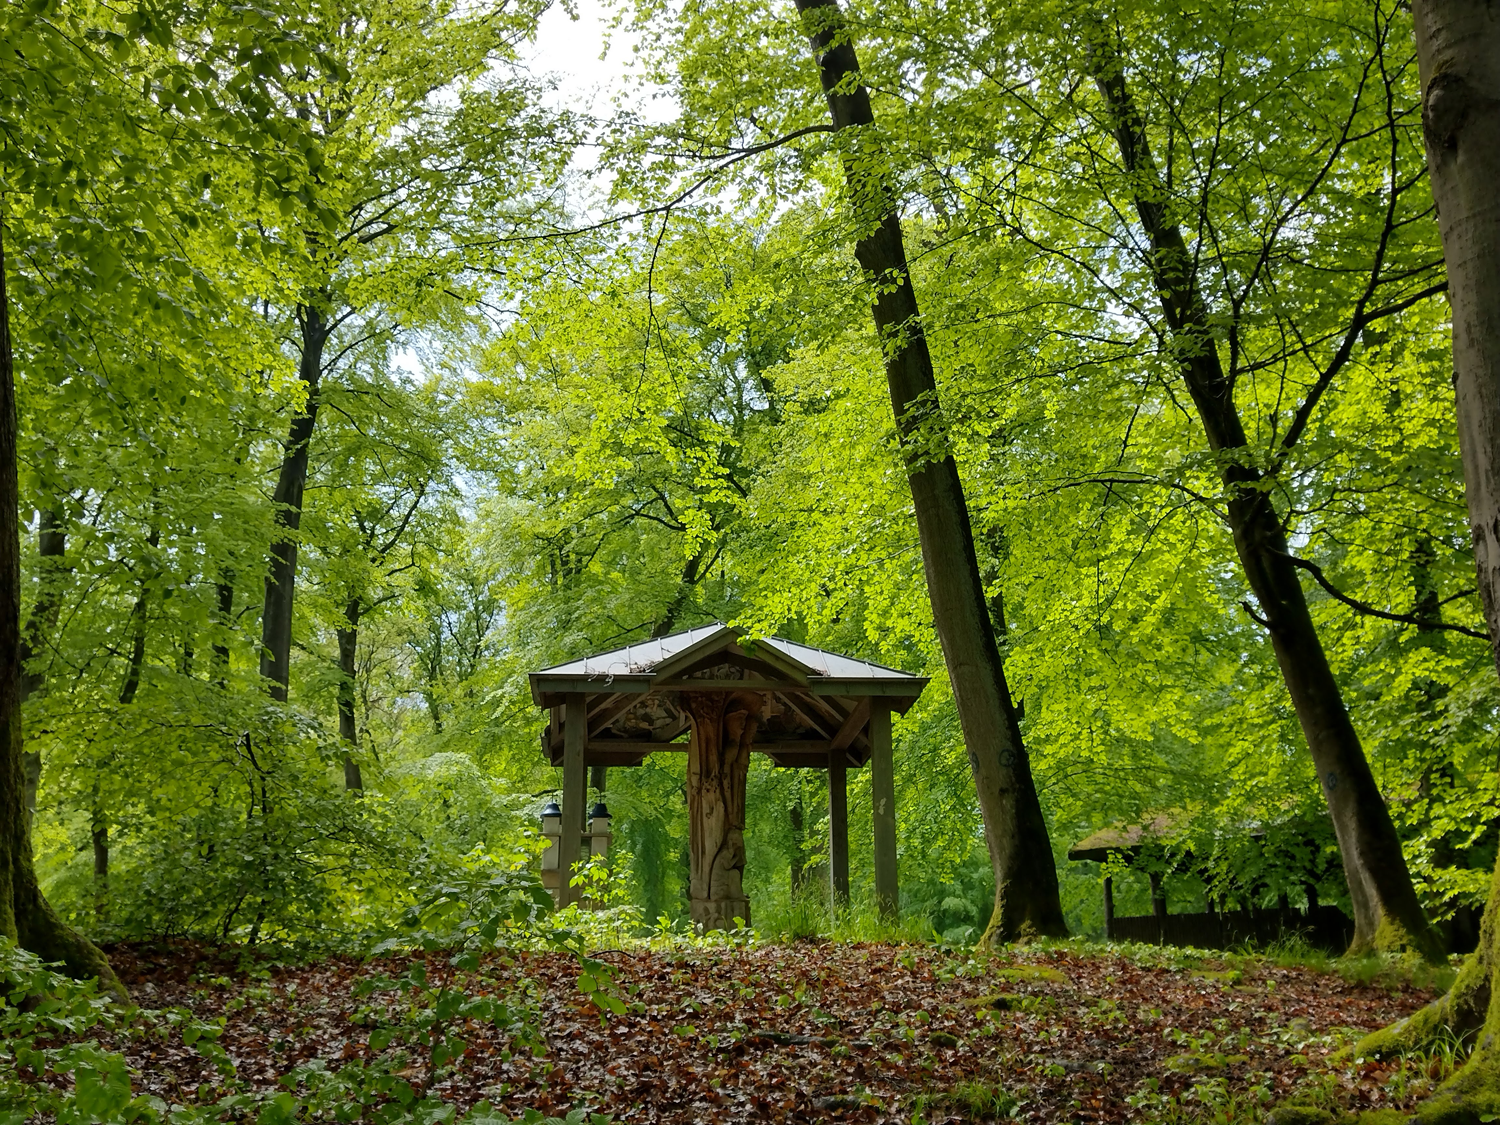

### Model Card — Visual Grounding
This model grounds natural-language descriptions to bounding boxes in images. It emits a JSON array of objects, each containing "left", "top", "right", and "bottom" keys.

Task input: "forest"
[{"left": 4, "top": 0, "right": 1500, "bottom": 1121}]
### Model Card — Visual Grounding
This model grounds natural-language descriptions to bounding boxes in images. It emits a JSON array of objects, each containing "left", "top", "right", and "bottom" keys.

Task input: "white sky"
[{"left": 525, "top": 0, "right": 651, "bottom": 119}]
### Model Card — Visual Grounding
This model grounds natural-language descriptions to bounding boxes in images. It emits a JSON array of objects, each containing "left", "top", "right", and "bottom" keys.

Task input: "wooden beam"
[
  {"left": 583, "top": 751, "right": 649, "bottom": 767},
  {"left": 667, "top": 647, "right": 808, "bottom": 685},
  {"left": 829, "top": 752, "right": 849, "bottom": 906},
  {"left": 816, "top": 696, "right": 876, "bottom": 768},
  {"left": 586, "top": 738, "right": 833, "bottom": 756},
  {"left": 830, "top": 698, "right": 871, "bottom": 753},
  {"left": 869, "top": 703, "right": 897, "bottom": 918},
  {"left": 652, "top": 715, "right": 691, "bottom": 742},
  {"left": 809, "top": 680, "right": 928, "bottom": 699},
  {"left": 774, "top": 692, "right": 835, "bottom": 740},
  {"left": 655, "top": 678, "right": 786, "bottom": 691},
  {"left": 805, "top": 694, "right": 869, "bottom": 755},
  {"left": 559, "top": 694, "right": 588, "bottom": 907},
  {"left": 587, "top": 692, "right": 638, "bottom": 736},
  {"left": 643, "top": 625, "right": 740, "bottom": 680},
  {"left": 587, "top": 740, "right": 688, "bottom": 754},
  {"left": 732, "top": 639, "right": 814, "bottom": 685}
]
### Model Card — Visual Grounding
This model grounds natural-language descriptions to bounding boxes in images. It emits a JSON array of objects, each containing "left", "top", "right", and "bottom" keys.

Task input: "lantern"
[
  {"left": 540, "top": 800, "right": 562, "bottom": 873},
  {"left": 588, "top": 801, "right": 611, "bottom": 858}
]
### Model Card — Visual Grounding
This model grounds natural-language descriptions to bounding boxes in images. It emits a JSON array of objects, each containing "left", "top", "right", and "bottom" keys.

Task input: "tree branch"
[{"left": 1281, "top": 553, "right": 1488, "bottom": 639}]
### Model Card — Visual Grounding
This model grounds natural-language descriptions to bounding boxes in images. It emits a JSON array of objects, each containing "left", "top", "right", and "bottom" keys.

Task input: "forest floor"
[{"left": 104, "top": 939, "right": 1448, "bottom": 1124}]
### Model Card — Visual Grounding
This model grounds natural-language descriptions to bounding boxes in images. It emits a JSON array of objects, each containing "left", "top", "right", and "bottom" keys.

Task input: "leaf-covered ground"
[{"left": 105, "top": 941, "right": 1446, "bottom": 1123}]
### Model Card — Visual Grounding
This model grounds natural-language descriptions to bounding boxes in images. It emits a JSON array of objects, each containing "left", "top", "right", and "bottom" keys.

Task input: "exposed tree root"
[
  {"left": 8, "top": 854, "right": 125, "bottom": 1000},
  {"left": 1356, "top": 860, "right": 1500, "bottom": 1123},
  {"left": 1357, "top": 863, "right": 1498, "bottom": 1060},
  {"left": 1409, "top": 1047, "right": 1500, "bottom": 1124}
]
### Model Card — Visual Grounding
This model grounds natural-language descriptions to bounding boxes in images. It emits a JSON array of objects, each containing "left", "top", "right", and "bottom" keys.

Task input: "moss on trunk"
[{"left": 1354, "top": 853, "right": 1500, "bottom": 1123}]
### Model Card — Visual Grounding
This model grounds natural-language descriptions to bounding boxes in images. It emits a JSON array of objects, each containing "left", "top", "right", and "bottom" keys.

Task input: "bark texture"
[
  {"left": 20, "top": 504, "right": 65, "bottom": 818},
  {"left": 338, "top": 598, "right": 363, "bottom": 791},
  {"left": 1356, "top": 4, "right": 1500, "bottom": 1118},
  {"left": 212, "top": 573, "right": 233, "bottom": 687},
  {"left": 681, "top": 690, "right": 759, "bottom": 930},
  {"left": 260, "top": 306, "right": 326, "bottom": 702},
  {"left": 794, "top": 0, "right": 1067, "bottom": 943},
  {"left": 0, "top": 216, "right": 123, "bottom": 996},
  {"left": 1088, "top": 38, "right": 1443, "bottom": 962}
]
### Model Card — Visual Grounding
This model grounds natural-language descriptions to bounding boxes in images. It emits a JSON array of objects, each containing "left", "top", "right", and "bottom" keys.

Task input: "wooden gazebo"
[{"left": 529, "top": 624, "right": 928, "bottom": 928}]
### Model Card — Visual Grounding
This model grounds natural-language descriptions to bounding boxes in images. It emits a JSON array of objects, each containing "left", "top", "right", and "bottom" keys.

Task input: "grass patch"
[{"left": 911, "top": 1079, "right": 1024, "bottom": 1123}]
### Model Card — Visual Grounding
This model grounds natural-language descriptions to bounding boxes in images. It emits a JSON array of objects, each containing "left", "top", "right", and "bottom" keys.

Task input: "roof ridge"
[{"left": 530, "top": 621, "right": 926, "bottom": 681}]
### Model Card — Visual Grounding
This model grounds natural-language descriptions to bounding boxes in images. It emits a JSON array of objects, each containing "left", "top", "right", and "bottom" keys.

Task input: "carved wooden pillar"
[{"left": 682, "top": 690, "right": 760, "bottom": 929}]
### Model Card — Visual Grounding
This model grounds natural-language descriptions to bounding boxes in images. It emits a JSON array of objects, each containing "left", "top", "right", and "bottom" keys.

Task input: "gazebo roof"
[
  {"left": 532, "top": 622, "right": 923, "bottom": 688},
  {"left": 1067, "top": 813, "right": 1183, "bottom": 863},
  {"left": 529, "top": 623, "right": 928, "bottom": 769}
]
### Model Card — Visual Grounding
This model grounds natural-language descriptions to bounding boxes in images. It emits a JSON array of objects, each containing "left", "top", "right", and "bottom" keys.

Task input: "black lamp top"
[
  {"left": 589, "top": 801, "right": 610, "bottom": 819},
  {"left": 541, "top": 800, "right": 561, "bottom": 818}
]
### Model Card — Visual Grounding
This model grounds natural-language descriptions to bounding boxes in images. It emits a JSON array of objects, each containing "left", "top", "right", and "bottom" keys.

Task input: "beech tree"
[
  {"left": 1355, "top": 3, "right": 1500, "bottom": 1120},
  {"left": 790, "top": 0, "right": 1066, "bottom": 941},
  {"left": 0, "top": 210, "right": 120, "bottom": 995},
  {"left": 248, "top": 0, "right": 555, "bottom": 703},
  {"left": 0, "top": 0, "right": 284, "bottom": 988},
  {"left": 1077, "top": 10, "right": 1444, "bottom": 959}
]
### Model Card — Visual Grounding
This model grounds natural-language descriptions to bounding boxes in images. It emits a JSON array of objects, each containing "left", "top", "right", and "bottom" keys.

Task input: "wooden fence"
[{"left": 1109, "top": 905, "right": 1353, "bottom": 953}]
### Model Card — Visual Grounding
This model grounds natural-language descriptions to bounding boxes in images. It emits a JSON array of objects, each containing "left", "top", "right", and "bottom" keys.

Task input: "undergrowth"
[{"left": 0, "top": 858, "right": 617, "bottom": 1125}]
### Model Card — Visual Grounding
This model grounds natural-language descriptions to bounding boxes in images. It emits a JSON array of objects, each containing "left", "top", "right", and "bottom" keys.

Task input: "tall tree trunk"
[
  {"left": 337, "top": 597, "right": 362, "bottom": 791},
  {"left": 20, "top": 503, "right": 66, "bottom": 819},
  {"left": 651, "top": 547, "right": 706, "bottom": 638},
  {"left": 90, "top": 784, "right": 108, "bottom": 922},
  {"left": 793, "top": 0, "right": 1067, "bottom": 942},
  {"left": 1355, "top": 6, "right": 1500, "bottom": 1119},
  {"left": 789, "top": 786, "right": 807, "bottom": 893},
  {"left": 117, "top": 523, "right": 157, "bottom": 708},
  {"left": 92, "top": 527, "right": 157, "bottom": 917},
  {"left": 213, "top": 572, "right": 234, "bottom": 687},
  {"left": 0, "top": 212, "right": 123, "bottom": 995},
  {"left": 1087, "top": 41, "right": 1442, "bottom": 962},
  {"left": 419, "top": 620, "right": 444, "bottom": 732},
  {"left": 260, "top": 305, "right": 327, "bottom": 702}
]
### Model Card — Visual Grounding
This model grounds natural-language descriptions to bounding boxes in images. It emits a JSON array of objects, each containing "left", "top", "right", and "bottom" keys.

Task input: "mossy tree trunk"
[
  {"left": 1353, "top": 3, "right": 1500, "bottom": 1120},
  {"left": 0, "top": 215, "right": 124, "bottom": 997}
]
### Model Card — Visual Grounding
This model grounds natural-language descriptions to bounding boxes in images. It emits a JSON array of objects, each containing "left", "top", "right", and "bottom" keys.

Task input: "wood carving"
[{"left": 682, "top": 689, "right": 762, "bottom": 930}]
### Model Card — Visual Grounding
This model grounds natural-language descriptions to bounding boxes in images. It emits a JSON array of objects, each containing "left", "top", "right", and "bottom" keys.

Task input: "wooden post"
[
  {"left": 559, "top": 693, "right": 587, "bottom": 907},
  {"left": 1102, "top": 875, "right": 1114, "bottom": 940},
  {"left": 829, "top": 752, "right": 849, "bottom": 905},
  {"left": 683, "top": 691, "right": 757, "bottom": 930},
  {"left": 870, "top": 703, "right": 897, "bottom": 917},
  {"left": 1150, "top": 871, "right": 1166, "bottom": 944}
]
